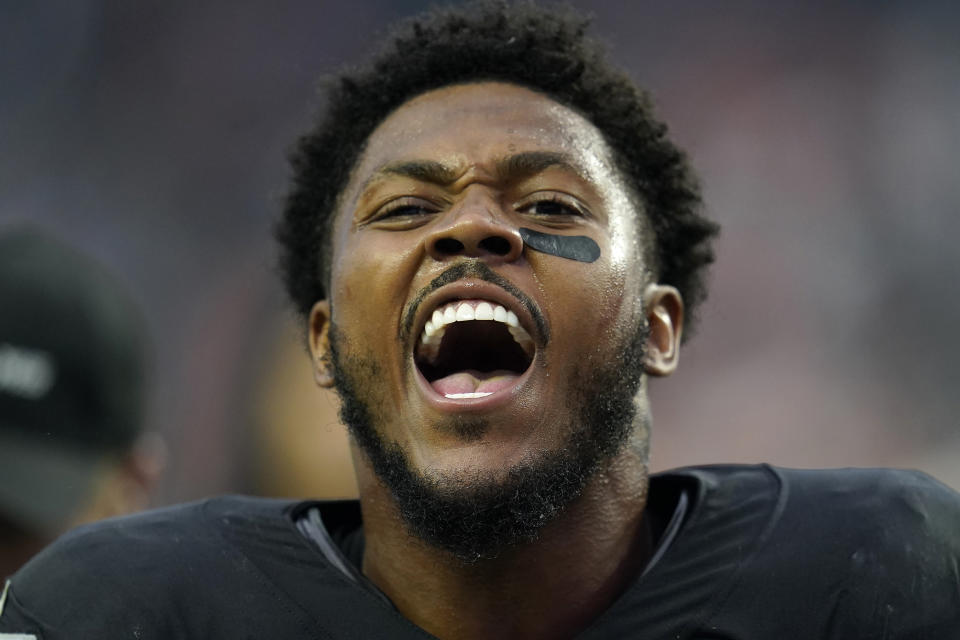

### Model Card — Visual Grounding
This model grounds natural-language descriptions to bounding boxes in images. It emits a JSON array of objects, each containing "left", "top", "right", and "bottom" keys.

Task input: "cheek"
[
  {"left": 534, "top": 251, "right": 636, "bottom": 353},
  {"left": 606, "top": 191, "right": 641, "bottom": 272},
  {"left": 602, "top": 203, "right": 647, "bottom": 332},
  {"left": 556, "top": 256, "right": 644, "bottom": 360},
  {"left": 330, "top": 230, "right": 421, "bottom": 323},
  {"left": 591, "top": 261, "right": 638, "bottom": 343}
]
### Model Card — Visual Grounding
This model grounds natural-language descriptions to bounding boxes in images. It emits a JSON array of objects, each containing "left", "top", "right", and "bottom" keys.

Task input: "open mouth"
[{"left": 414, "top": 299, "right": 535, "bottom": 400}]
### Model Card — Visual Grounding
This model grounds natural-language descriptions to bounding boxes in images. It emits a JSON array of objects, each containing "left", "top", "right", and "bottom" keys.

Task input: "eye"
[
  {"left": 378, "top": 198, "right": 436, "bottom": 218},
  {"left": 367, "top": 197, "right": 439, "bottom": 227},
  {"left": 519, "top": 193, "right": 588, "bottom": 219}
]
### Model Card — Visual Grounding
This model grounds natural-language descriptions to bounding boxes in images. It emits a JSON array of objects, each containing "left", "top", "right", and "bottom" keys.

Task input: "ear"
[
  {"left": 308, "top": 300, "right": 335, "bottom": 388},
  {"left": 642, "top": 284, "right": 683, "bottom": 377}
]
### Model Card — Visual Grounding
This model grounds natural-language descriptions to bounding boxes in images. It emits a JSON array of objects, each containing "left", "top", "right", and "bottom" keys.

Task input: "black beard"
[{"left": 327, "top": 320, "right": 648, "bottom": 563}]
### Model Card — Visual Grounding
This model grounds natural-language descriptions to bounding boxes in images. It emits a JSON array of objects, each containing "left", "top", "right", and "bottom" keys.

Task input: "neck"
[{"left": 354, "top": 435, "right": 651, "bottom": 640}]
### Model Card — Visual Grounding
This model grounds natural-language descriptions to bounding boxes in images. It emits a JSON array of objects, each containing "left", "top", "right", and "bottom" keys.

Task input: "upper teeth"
[{"left": 418, "top": 300, "right": 534, "bottom": 360}]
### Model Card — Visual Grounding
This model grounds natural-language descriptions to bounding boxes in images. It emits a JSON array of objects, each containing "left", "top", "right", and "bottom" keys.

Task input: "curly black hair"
[{"left": 277, "top": 0, "right": 719, "bottom": 337}]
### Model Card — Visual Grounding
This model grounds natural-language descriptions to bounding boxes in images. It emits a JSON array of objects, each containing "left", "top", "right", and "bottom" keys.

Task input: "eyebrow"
[
  {"left": 360, "top": 151, "right": 584, "bottom": 192},
  {"left": 496, "top": 151, "right": 583, "bottom": 182}
]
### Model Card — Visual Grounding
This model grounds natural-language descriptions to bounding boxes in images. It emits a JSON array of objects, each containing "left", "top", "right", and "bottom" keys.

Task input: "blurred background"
[{"left": 2, "top": 0, "right": 957, "bottom": 506}]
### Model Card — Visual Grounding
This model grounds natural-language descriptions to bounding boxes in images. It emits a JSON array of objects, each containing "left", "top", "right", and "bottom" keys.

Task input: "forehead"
[{"left": 344, "top": 82, "right": 624, "bottom": 201}]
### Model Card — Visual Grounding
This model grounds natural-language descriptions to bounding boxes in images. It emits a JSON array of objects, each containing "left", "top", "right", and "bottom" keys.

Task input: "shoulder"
[
  {"left": 778, "top": 467, "right": 960, "bottom": 591},
  {"left": 680, "top": 465, "right": 960, "bottom": 637},
  {"left": 772, "top": 466, "right": 960, "bottom": 554},
  {"left": 17, "top": 495, "right": 298, "bottom": 580},
  {"left": 660, "top": 463, "right": 960, "bottom": 535},
  {"left": 0, "top": 496, "right": 304, "bottom": 638}
]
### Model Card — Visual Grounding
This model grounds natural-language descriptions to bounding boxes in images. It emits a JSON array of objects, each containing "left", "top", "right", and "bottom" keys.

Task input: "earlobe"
[
  {"left": 642, "top": 284, "right": 684, "bottom": 377},
  {"left": 309, "top": 300, "right": 335, "bottom": 388}
]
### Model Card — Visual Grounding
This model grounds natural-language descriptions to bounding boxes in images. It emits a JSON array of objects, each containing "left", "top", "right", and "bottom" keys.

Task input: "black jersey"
[{"left": 2, "top": 465, "right": 958, "bottom": 638}]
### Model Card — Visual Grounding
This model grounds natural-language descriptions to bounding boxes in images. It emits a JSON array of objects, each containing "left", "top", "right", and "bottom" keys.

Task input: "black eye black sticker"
[{"left": 519, "top": 228, "right": 600, "bottom": 263}]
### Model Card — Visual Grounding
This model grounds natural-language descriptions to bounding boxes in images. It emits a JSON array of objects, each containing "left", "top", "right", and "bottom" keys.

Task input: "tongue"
[{"left": 431, "top": 369, "right": 520, "bottom": 397}]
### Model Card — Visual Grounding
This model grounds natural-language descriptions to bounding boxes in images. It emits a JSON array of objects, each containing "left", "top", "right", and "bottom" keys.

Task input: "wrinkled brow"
[
  {"left": 374, "top": 159, "right": 461, "bottom": 186},
  {"left": 496, "top": 151, "right": 583, "bottom": 182},
  {"left": 362, "top": 151, "right": 584, "bottom": 192}
]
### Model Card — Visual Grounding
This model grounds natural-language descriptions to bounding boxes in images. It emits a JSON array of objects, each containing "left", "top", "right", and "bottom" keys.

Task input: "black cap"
[{"left": 0, "top": 225, "right": 148, "bottom": 535}]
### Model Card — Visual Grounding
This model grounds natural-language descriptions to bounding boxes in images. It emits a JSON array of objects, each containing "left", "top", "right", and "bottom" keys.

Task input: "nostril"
[
  {"left": 478, "top": 236, "right": 512, "bottom": 256},
  {"left": 434, "top": 238, "right": 465, "bottom": 255}
]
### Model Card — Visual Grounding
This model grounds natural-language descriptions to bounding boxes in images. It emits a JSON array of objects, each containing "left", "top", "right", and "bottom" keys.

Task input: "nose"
[{"left": 424, "top": 193, "right": 524, "bottom": 263}]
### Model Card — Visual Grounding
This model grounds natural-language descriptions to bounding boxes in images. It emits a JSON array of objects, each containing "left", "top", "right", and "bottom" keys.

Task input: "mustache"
[{"left": 400, "top": 261, "right": 549, "bottom": 347}]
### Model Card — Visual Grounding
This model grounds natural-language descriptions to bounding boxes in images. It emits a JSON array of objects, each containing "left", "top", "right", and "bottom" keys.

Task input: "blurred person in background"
[
  {"left": 247, "top": 316, "right": 358, "bottom": 500},
  {"left": 0, "top": 226, "right": 162, "bottom": 578},
  {"left": 2, "top": 3, "right": 959, "bottom": 638}
]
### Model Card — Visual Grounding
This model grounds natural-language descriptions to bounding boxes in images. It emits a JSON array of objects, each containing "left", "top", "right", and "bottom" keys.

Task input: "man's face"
[{"left": 312, "top": 82, "right": 669, "bottom": 557}]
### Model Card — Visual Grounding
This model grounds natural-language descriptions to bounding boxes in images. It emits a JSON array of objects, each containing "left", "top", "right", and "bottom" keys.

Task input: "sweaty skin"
[
  {"left": 518, "top": 227, "right": 600, "bottom": 262},
  {"left": 310, "top": 82, "right": 684, "bottom": 640}
]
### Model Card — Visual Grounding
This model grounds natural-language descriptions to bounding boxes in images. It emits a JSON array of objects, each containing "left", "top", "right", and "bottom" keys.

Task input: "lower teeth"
[{"left": 444, "top": 392, "right": 493, "bottom": 399}]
